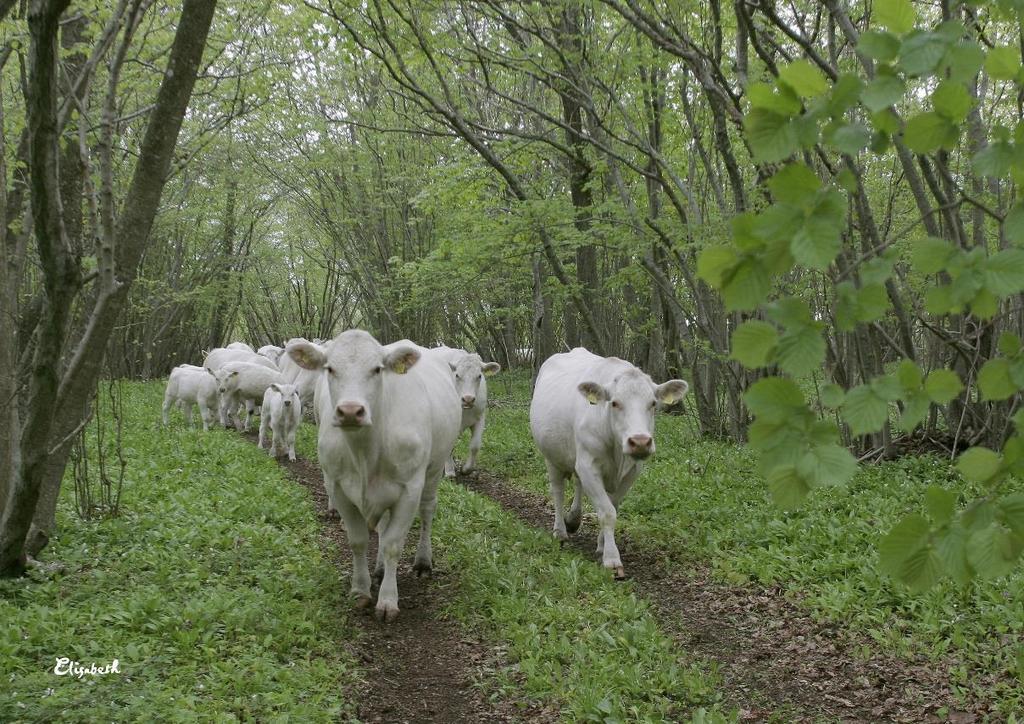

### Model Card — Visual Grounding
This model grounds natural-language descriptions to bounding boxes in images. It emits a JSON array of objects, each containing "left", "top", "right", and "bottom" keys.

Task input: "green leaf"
[
  {"left": 876, "top": 0, "right": 916, "bottom": 35},
  {"left": 842, "top": 384, "right": 890, "bottom": 435},
  {"left": 744, "top": 376, "right": 806, "bottom": 422},
  {"left": 999, "top": 332, "right": 1021, "bottom": 357},
  {"left": 978, "top": 358, "right": 1018, "bottom": 401},
  {"left": 956, "top": 446, "right": 1003, "bottom": 484},
  {"left": 730, "top": 321, "right": 778, "bottom": 368},
  {"left": 721, "top": 257, "right": 771, "bottom": 312},
  {"left": 878, "top": 514, "right": 943, "bottom": 592},
  {"left": 896, "top": 359, "right": 923, "bottom": 390},
  {"left": 778, "top": 59, "right": 828, "bottom": 98},
  {"left": 1004, "top": 204, "right": 1024, "bottom": 245},
  {"left": 923, "top": 369, "right": 963, "bottom": 403},
  {"left": 766, "top": 163, "right": 820, "bottom": 204},
  {"left": 858, "top": 30, "right": 901, "bottom": 62},
  {"left": 903, "top": 111, "right": 958, "bottom": 154},
  {"left": 972, "top": 141, "right": 1016, "bottom": 178},
  {"left": 899, "top": 31, "right": 949, "bottom": 77},
  {"left": 829, "top": 74, "right": 863, "bottom": 116},
  {"left": 820, "top": 383, "right": 845, "bottom": 408},
  {"left": 791, "top": 221, "right": 840, "bottom": 270},
  {"left": 984, "top": 248, "right": 1024, "bottom": 296},
  {"left": 774, "top": 325, "right": 826, "bottom": 377},
  {"left": 934, "top": 523, "right": 971, "bottom": 586},
  {"left": 925, "top": 485, "right": 957, "bottom": 525},
  {"left": 696, "top": 246, "right": 737, "bottom": 288},
  {"left": 999, "top": 494, "right": 1024, "bottom": 539},
  {"left": 745, "top": 109, "right": 799, "bottom": 163},
  {"left": 748, "top": 82, "right": 803, "bottom": 116},
  {"left": 830, "top": 123, "right": 871, "bottom": 154},
  {"left": 767, "top": 466, "right": 812, "bottom": 509},
  {"left": 966, "top": 524, "right": 1021, "bottom": 579},
  {"left": 931, "top": 81, "right": 973, "bottom": 122},
  {"left": 986, "top": 45, "right": 1022, "bottom": 81},
  {"left": 797, "top": 444, "right": 858, "bottom": 487},
  {"left": 898, "top": 391, "right": 930, "bottom": 432},
  {"left": 862, "top": 75, "right": 906, "bottom": 112},
  {"left": 912, "top": 236, "right": 955, "bottom": 274},
  {"left": 947, "top": 42, "right": 986, "bottom": 84}
]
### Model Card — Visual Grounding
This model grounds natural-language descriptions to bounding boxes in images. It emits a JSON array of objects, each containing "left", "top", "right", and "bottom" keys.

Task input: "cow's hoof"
[
  {"left": 328, "top": 509, "right": 340, "bottom": 520},
  {"left": 553, "top": 529, "right": 568, "bottom": 542},
  {"left": 565, "top": 514, "right": 582, "bottom": 534},
  {"left": 613, "top": 566, "right": 626, "bottom": 580},
  {"left": 412, "top": 560, "right": 432, "bottom": 577},
  {"left": 375, "top": 603, "right": 399, "bottom": 622},
  {"left": 353, "top": 594, "right": 373, "bottom": 610}
]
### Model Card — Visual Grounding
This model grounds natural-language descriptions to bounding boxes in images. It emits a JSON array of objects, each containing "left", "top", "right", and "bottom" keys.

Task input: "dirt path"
[
  {"left": 457, "top": 469, "right": 991, "bottom": 724},
  {"left": 242, "top": 432, "right": 544, "bottom": 724}
]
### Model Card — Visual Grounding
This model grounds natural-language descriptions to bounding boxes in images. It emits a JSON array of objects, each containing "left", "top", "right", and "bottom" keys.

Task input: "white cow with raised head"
[
  {"left": 287, "top": 330, "right": 460, "bottom": 622},
  {"left": 430, "top": 346, "right": 500, "bottom": 476},
  {"left": 278, "top": 337, "right": 325, "bottom": 415},
  {"left": 529, "top": 348, "right": 688, "bottom": 578},
  {"left": 258, "top": 383, "right": 301, "bottom": 460}
]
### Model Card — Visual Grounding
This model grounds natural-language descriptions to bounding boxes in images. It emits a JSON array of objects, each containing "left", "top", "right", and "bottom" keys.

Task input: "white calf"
[
  {"left": 258, "top": 383, "right": 301, "bottom": 460},
  {"left": 162, "top": 366, "right": 219, "bottom": 431}
]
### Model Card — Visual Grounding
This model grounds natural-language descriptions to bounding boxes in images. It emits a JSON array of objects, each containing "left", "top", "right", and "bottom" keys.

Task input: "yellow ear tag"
[
  {"left": 586, "top": 391, "right": 599, "bottom": 404},
  {"left": 393, "top": 361, "right": 407, "bottom": 375}
]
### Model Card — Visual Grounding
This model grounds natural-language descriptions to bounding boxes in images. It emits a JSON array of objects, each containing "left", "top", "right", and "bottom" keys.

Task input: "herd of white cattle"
[{"left": 163, "top": 330, "right": 688, "bottom": 622}]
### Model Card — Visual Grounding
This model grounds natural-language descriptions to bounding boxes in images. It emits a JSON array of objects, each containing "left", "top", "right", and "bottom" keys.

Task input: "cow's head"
[
  {"left": 287, "top": 330, "right": 418, "bottom": 429},
  {"left": 270, "top": 382, "right": 299, "bottom": 409},
  {"left": 449, "top": 353, "right": 500, "bottom": 409},
  {"left": 577, "top": 370, "right": 688, "bottom": 460},
  {"left": 208, "top": 366, "right": 240, "bottom": 396}
]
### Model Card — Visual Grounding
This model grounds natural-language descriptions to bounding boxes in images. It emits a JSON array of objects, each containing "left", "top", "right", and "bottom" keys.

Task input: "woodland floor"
[
  {"left": 242, "top": 431, "right": 553, "bottom": 723},
  {"left": 243, "top": 429, "right": 999, "bottom": 723}
]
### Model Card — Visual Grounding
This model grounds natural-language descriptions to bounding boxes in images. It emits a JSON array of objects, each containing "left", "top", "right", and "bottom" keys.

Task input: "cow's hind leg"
[
  {"left": 335, "top": 492, "right": 373, "bottom": 609},
  {"left": 413, "top": 475, "right": 440, "bottom": 576},
  {"left": 564, "top": 477, "right": 583, "bottom": 534},
  {"left": 546, "top": 460, "right": 571, "bottom": 541}
]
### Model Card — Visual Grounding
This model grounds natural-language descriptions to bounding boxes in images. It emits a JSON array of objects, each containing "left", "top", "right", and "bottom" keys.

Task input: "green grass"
[
  {"left": 0, "top": 382, "right": 359, "bottom": 722},
  {"left": 472, "top": 372, "right": 1024, "bottom": 715},
  {"left": 295, "top": 421, "right": 732, "bottom": 723}
]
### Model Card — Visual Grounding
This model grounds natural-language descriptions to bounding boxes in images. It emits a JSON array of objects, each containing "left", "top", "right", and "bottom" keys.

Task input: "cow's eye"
[
  {"left": 373, "top": 365, "right": 383, "bottom": 375},
  {"left": 326, "top": 365, "right": 334, "bottom": 375},
  {"left": 455, "top": 374, "right": 461, "bottom": 379},
  {"left": 610, "top": 400, "right": 621, "bottom": 409},
  {"left": 650, "top": 400, "right": 657, "bottom": 409},
  {"left": 477, "top": 375, "right": 482, "bottom": 381}
]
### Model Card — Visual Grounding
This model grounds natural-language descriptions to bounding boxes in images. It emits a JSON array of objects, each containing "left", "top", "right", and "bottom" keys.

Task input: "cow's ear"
[
  {"left": 230, "top": 370, "right": 239, "bottom": 377},
  {"left": 385, "top": 346, "right": 420, "bottom": 375},
  {"left": 482, "top": 362, "right": 501, "bottom": 376},
  {"left": 449, "top": 361, "right": 458, "bottom": 372},
  {"left": 270, "top": 383, "right": 281, "bottom": 393},
  {"left": 287, "top": 341, "right": 327, "bottom": 371},
  {"left": 655, "top": 379, "right": 689, "bottom": 406},
  {"left": 205, "top": 367, "right": 215, "bottom": 377},
  {"left": 578, "top": 381, "right": 609, "bottom": 405}
]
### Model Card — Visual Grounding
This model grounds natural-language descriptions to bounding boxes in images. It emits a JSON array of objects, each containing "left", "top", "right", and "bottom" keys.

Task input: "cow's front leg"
[
  {"left": 463, "top": 417, "right": 485, "bottom": 473},
  {"left": 335, "top": 492, "right": 372, "bottom": 609},
  {"left": 576, "top": 456, "right": 624, "bottom": 579},
  {"left": 375, "top": 485, "right": 423, "bottom": 622}
]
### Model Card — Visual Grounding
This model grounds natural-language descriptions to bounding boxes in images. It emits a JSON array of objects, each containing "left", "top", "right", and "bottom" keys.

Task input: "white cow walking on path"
[
  {"left": 529, "top": 348, "right": 688, "bottom": 578},
  {"left": 258, "top": 383, "right": 301, "bottom": 460},
  {"left": 286, "top": 330, "right": 461, "bottom": 622},
  {"left": 430, "top": 346, "right": 500, "bottom": 477}
]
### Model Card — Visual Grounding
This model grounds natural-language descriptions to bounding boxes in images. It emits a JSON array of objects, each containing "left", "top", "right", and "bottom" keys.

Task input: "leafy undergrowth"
[
  {"left": 294, "top": 421, "right": 731, "bottom": 723},
  {"left": 475, "top": 372, "right": 1024, "bottom": 715},
  {"left": 0, "top": 382, "right": 358, "bottom": 722}
]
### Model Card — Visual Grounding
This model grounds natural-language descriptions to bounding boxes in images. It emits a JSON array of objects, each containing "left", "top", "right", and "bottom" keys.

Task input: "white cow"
[
  {"left": 430, "top": 346, "right": 500, "bottom": 476},
  {"left": 226, "top": 341, "right": 255, "bottom": 352},
  {"left": 258, "top": 383, "right": 301, "bottom": 460},
  {"left": 162, "top": 365, "right": 219, "bottom": 431},
  {"left": 209, "top": 361, "right": 285, "bottom": 432},
  {"left": 287, "top": 330, "right": 460, "bottom": 622},
  {"left": 279, "top": 337, "right": 324, "bottom": 414},
  {"left": 529, "top": 348, "right": 688, "bottom": 578},
  {"left": 203, "top": 347, "right": 278, "bottom": 426},
  {"left": 257, "top": 345, "right": 284, "bottom": 364}
]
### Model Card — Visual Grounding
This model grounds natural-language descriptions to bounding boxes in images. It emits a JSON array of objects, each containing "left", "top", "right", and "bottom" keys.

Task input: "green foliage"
[
  {"left": 0, "top": 383, "right": 357, "bottom": 721},
  {"left": 696, "top": 0, "right": 1024, "bottom": 594}
]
